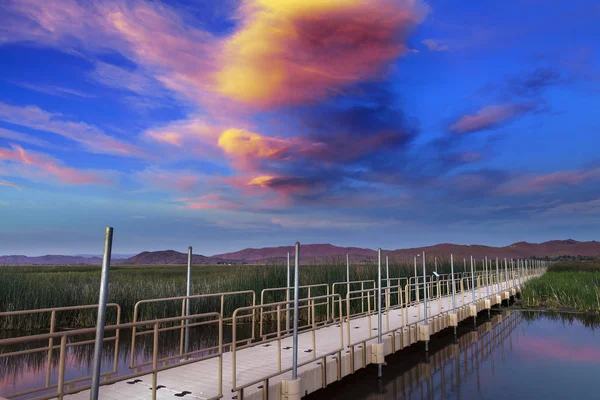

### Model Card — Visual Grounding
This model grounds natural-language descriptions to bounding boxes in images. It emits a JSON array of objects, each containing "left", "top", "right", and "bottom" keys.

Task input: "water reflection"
[
  {"left": 309, "top": 311, "right": 600, "bottom": 400},
  {"left": 0, "top": 323, "right": 253, "bottom": 399}
]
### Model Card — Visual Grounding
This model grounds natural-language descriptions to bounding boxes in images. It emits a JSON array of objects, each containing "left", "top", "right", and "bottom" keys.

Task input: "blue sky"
[{"left": 0, "top": 0, "right": 599, "bottom": 256}]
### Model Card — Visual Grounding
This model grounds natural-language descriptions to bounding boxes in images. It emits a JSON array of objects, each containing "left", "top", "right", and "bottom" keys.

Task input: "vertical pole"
[
  {"left": 287, "top": 252, "right": 290, "bottom": 332},
  {"left": 346, "top": 254, "right": 350, "bottom": 284},
  {"left": 184, "top": 246, "right": 192, "bottom": 359},
  {"left": 385, "top": 255, "right": 390, "bottom": 311},
  {"left": 450, "top": 254, "right": 456, "bottom": 312},
  {"left": 377, "top": 249, "right": 383, "bottom": 379},
  {"left": 504, "top": 258, "right": 508, "bottom": 293},
  {"left": 470, "top": 256, "right": 475, "bottom": 304},
  {"left": 422, "top": 252, "right": 428, "bottom": 353},
  {"left": 470, "top": 255, "right": 476, "bottom": 328},
  {"left": 496, "top": 258, "right": 500, "bottom": 295},
  {"left": 292, "top": 242, "right": 300, "bottom": 380},
  {"left": 485, "top": 257, "right": 489, "bottom": 298},
  {"left": 414, "top": 256, "right": 418, "bottom": 304},
  {"left": 422, "top": 252, "right": 427, "bottom": 321},
  {"left": 90, "top": 227, "right": 113, "bottom": 400}
]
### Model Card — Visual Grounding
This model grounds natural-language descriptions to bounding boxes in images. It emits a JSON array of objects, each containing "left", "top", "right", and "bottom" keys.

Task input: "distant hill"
[
  {"left": 213, "top": 239, "right": 600, "bottom": 263},
  {"left": 1, "top": 239, "right": 598, "bottom": 266},
  {"left": 119, "top": 250, "right": 235, "bottom": 265}
]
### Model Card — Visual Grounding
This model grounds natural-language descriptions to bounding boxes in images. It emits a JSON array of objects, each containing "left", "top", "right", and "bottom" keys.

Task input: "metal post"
[
  {"left": 470, "top": 255, "right": 476, "bottom": 328},
  {"left": 292, "top": 242, "right": 300, "bottom": 380},
  {"left": 504, "top": 258, "right": 508, "bottom": 293},
  {"left": 90, "top": 227, "right": 113, "bottom": 400},
  {"left": 422, "top": 252, "right": 427, "bottom": 321},
  {"left": 485, "top": 257, "right": 489, "bottom": 298},
  {"left": 377, "top": 249, "right": 383, "bottom": 379},
  {"left": 450, "top": 254, "right": 456, "bottom": 311},
  {"left": 414, "top": 256, "right": 418, "bottom": 304},
  {"left": 346, "top": 254, "right": 350, "bottom": 284},
  {"left": 496, "top": 258, "right": 500, "bottom": 295},
  {"left": 470, "top": 256, "right": 475, "bottom": 304},
  {"left": 287, "top": 252, "right": 290, "bottom": 332},
  {"left": 184, "top": 246, "right": 192, "bottom": 359}
]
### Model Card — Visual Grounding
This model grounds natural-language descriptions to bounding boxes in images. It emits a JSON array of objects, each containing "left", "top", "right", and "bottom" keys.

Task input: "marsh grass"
[
  {"left": 1, "top": 259, "right": 455, "bottom": 330},
  {"left": 521, "top": 261, "right": 600, "bottom": 313}
]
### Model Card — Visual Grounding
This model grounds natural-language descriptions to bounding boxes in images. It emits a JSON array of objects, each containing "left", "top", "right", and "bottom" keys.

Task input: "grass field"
[
  {"left": 0, "top": 260, "right": 426, "bottom": 330},
  {"left": 521, "top": 261, "right": 600, "bottom": 313}
]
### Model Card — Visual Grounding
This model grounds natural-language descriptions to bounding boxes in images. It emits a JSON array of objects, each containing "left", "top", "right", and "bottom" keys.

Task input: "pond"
[{"left": 308, "top": 310, "right": 600, "bottom": 400}]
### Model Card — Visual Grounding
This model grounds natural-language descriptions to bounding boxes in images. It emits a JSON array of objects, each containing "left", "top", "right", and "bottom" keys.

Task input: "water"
[
  {"left": 308, "top": 311, "right": 600, "bottom": 400},
  {"left": 1, "top": 312, "right": 599, "bottom": 399}
]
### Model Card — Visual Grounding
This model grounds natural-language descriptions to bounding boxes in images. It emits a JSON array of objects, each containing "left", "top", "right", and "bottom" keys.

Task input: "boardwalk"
[
  {"left": 62, "top": 273, "right": 536, "bottom": 400},
  {"left": 0, "top": 261, "right": 546, "bottom": 400}
]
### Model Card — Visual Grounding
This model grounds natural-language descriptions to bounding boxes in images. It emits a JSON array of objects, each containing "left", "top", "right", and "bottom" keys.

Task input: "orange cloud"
[
  {"left": 177, "top": 194, "right": 242, "bottom": 211},
  {"left": 214, "top": 0, "right": 427, "bottom": 107},
  {"left": 218, "top": 128, "right": 290, "bottom": 164},
  {"left": 4, "top": 0, "right": 426, "bottom": 111},
  {"left": 0, "top": 145, "right": 109, "bottom": 185}
]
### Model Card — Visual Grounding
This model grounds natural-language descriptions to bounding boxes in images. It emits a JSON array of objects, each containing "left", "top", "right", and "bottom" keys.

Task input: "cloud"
[
  {"left": 8, "top": 81, "right": 94, "bottom": 98},
  {"left": 0, "top": 144, "right": 110, "bottom": 185},
  {"left": 449, "top": 103, "right": 536, "bottom": 134},
  {"left": 176, "top": 193, "right": 243, "bottom": 211},
  {"left": 0, "top": 127, "right": 56, "bottom": 149},
  {"left": 132, "top": 168, "right": 203, "bottom": 193},
  {"left": 501, "top": 168, "right": 600, "bottom": 195},
  {"left": 0, "top": 102, "right": 140, "bottom": 157},
  {"left": 214, "top": 0, "right": 428, "bottom": 107},
  {"left": 0, "top": 178, "right": 22, "bottom": 190},
  {"left": 2, "top": 0, "right": 427, "bottom": 110},
  {"left": 506, "top": 68, "right": 562, "bottom": 97},
  {"left": 421, "top": 39, "right": 449, "bottom": 52}
]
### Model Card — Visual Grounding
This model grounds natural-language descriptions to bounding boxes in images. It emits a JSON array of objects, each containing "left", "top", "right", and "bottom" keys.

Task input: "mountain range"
[{"left": 0, "top": 239, "right": 598, "bottom": 266}]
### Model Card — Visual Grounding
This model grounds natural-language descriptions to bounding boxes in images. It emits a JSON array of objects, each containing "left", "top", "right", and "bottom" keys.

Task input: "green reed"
[{"left": 521, "top": 261, "right": 600, "bottom": 313}]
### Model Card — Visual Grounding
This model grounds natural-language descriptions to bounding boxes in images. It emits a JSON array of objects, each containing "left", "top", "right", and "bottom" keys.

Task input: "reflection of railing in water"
[
  {"left": 0, "top": 304, "right": 121, "bottom": 399},
  {"left": 0, "top": 313, "right": 224, "bottom": 400},
  {"left": 390, "top": 311, "right": 521, "bottom": 399}
]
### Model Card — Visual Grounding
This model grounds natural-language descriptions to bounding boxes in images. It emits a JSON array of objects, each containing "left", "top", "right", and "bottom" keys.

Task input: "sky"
[{"left": 0, "top": 0, "right": 599, "bottom": 256}]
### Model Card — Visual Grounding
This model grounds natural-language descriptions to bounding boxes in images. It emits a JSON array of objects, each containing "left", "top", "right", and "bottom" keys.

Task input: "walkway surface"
[{"left": 64, "top": 279, "right": 527, "bottom": 400}]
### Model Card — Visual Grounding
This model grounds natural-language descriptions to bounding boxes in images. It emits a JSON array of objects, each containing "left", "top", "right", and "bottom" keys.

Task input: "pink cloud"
[
  {"left": 2, "top": 0, "right": 427, "bottom": 110},
  {"left": 0, "top": 178, "right": 22, "bottom": 190},
  {"left": 501, "top": 168, "right": 600, "bottom": 195},
  {"left": 449, "top": 103, "right": 536, "bottom": 134},
  {"left": 133, "top": 168, "right": 202, "bottom": 192},
  {"left": 177, "top": 194, "right": 242, "bottom": 211},
  {"left": 0, "top": 145, "right": 110, "bottom": 185},
  {"left": 0, "top": 103, "right": 140, "bottom": 157}
]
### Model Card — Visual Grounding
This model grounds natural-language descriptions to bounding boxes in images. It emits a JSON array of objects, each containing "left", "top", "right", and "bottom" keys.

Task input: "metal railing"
[
  {"left": 129, "top": 290, "right": 255, "bottom": 370},
  {"left": 260, "top": 283, "right": 330, "bottom": 337},
  {"left": 331, "top": 280, "right": 376, "bottom": 321},
  {"left": 0, "top": 312, "right": 223, "bottom": 400},
  {"left": 0, "top": 263, "right": 547, "bottom": 400},
  {"left": 231, "top": 294, "right": 344, "bottom": 397},
  {"left": 0, "top": 304, "right": 121, "bottom": 399}
]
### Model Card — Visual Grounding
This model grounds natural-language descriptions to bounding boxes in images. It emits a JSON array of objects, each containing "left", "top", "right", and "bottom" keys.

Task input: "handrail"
[
  {"left": 0, "top": 312, "right": 223, "bottom": 400},
  {"left": 260, "top": 284, "right": 329, "bottom": 336},
  {"left": 231, "top": 293, "right": 343, "bottom": 393},
  {"left": 331, "top": 280, "right": 376, "bottom": 321},
  {"left": 130, "top": 290, "right": 255, "bottom": 369},
  {"left": 0, "top": 303, "right": 121, "bottom": 395}
]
